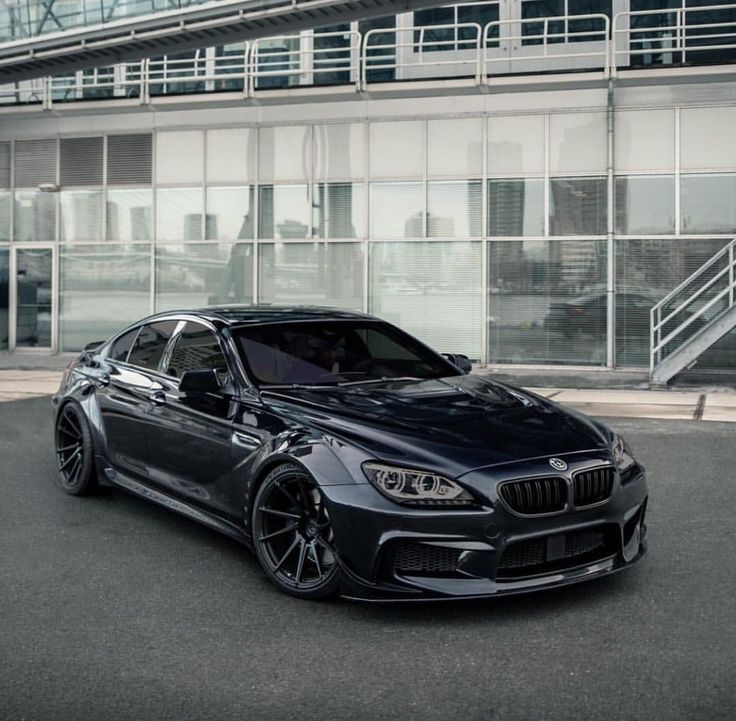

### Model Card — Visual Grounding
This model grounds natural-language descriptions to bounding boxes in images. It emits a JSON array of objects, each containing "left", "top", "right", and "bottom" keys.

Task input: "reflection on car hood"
[{"left": 260, "top": 375, "right": 610, "bottom": 475}]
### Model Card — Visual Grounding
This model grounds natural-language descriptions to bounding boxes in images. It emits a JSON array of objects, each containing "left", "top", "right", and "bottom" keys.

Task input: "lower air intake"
[{"left": 391, "top": 542, "right": 462, "bottom": 577}]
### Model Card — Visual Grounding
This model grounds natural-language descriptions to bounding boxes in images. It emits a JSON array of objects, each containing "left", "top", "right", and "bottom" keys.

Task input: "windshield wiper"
[{"left": 336, "top": 376, "right": 425, "bottom": 387}]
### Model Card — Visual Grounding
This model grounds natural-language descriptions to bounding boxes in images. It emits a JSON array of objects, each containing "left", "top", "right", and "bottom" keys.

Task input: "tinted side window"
[
  {"left": 109, "top": 328, "right": 139, "bottom": 362},
  {"left": 165, "top": 322, "right": 228, "bottom": 379},
  {"left": 127, "top": 321, "right": 179, "bottom": 371}
]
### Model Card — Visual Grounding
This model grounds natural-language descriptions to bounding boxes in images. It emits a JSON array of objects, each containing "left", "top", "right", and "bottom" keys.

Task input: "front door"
[
  {"left": 144, "top": 321, "right": 236, "bottom": 518},
  {"left": 12, "top": 246, "right": 54, "bottom": 350}
]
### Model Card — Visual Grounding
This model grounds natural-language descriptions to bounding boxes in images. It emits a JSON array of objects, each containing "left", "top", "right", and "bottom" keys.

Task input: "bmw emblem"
[{"left": 549, "top": 457, "right": 568, "bottom": 471}]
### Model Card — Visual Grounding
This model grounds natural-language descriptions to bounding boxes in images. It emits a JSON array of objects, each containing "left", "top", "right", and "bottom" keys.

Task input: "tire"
[
  {"left": 54, "top": 402, "right": 98, "bottom": 496},
  {"left": 252, "top": 463, "right": 340, "bottom": 600}
]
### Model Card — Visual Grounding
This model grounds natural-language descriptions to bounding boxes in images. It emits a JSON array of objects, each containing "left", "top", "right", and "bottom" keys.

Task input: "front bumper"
[{"left": 322, "top": 463, "right": 648, "bottom": 602}]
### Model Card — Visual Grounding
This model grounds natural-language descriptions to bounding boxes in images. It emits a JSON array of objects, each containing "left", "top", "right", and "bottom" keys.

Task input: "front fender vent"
[{"left": 499, "top": 477, "right": 567, "bottom": 515}]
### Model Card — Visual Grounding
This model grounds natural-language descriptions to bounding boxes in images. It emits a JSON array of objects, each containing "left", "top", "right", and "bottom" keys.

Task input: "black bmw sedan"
[{"left": 52, "top": 306, "right": 648, "bottom": 601}]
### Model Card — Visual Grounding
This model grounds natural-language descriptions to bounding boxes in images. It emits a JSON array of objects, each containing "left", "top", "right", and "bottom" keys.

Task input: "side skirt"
[{"left": 103, "top": 466, "right": 250, "bottom": 546}]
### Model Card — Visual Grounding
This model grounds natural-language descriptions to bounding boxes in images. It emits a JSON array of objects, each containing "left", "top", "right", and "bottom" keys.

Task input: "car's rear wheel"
[
  {"left": 54, "top": 403, "right": 98, "bottom": 496},
  {"left": 252, "top": 463, "right": 340, "bottom": 599}
]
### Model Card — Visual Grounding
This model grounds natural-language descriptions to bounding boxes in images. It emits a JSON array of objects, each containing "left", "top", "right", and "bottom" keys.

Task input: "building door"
[
  {"left": 11, "top": 246, "right": 55, "bottom": 351},
  {"left": 0, "top": 248, "right": 8, "bottom": 350}
]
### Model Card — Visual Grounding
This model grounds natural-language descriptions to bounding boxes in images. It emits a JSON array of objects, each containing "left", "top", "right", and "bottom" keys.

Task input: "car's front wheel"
[
  {"left": 252, "top": 463, "right": 340, "bottom": 599},
  {"left": 54, "top": 402, "right": 98, "bottom": 495}
]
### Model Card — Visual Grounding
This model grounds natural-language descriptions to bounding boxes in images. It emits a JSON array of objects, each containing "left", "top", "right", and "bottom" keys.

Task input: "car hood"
[{"left": 259, "top": 375, "right": 611, "bottom": 477}]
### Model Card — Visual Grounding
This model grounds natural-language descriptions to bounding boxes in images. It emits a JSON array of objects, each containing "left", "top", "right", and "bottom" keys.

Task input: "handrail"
[
  {"left": 650, "top": 238, "right": 736, "bottom": 375},
  {"left": 613, "top": 4, "right": 736, "bottom": 68},
  {"left": 2, "top": 5, "right": 736, "bottom": 106},
  {"left": 482, "top": 13, "right": 610, "bottom": 80},
  {"left": 361, "top": 23, "right": 482, "bottom": 90}
]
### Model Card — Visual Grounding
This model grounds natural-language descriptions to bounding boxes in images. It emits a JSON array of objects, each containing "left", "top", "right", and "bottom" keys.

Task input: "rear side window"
[
  {"left": 165, "top": 322, "right": 228, "bottom": 379},
  {"left": 109, "top": 328, "right": 139, "bottom": 363},
  {"left": 127, "top": 321, "right": 179, "bottom": 371}
]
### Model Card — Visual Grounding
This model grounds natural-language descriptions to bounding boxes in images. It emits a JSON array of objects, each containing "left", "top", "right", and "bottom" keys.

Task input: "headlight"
[
  {"left": 362, "top": 462, "right": 473, "bottom": 507},
  {"left": 612, "top": 433, "right": 637, "bottom": 475}
]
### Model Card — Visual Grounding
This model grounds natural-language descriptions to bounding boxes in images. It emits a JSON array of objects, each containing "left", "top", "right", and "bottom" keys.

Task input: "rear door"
[
  {"left": 144, "top": 321, "right": 237, "bottom": 518},
  {"left": 95, "top": 320, "right": 179, "bottom": 479}
]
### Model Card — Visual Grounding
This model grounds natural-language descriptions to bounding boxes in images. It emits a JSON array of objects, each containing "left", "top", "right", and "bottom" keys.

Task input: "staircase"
[{"left": 650, "top": 239, "right": 736, "bottom": 385}]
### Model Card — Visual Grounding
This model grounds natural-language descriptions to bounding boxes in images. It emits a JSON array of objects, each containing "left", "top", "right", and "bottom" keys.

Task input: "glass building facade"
[{"left": 1, "top": 103, "right": 735, "bottom": 369}]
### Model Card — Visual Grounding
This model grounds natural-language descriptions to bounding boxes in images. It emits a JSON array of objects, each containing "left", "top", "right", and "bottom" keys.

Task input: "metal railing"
[
  {"left": 250, "top": 31, "right": 360, "bottom": 94},
  {"left": 2, "top": 5, "right": 736, "bottom": 106},
  {"left": 613, "top": 3, "right": 736, "bottom": 68},
  {"left": 650, "top": 238, "right": 736, "bottom": 375},
  {"left": 482, "top": 14, "right": 609, "bottom": 76}
]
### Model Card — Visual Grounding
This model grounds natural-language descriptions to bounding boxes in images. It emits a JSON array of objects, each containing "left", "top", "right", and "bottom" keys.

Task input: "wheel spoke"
[
  {"left": 59, "top": 447, "right": 81, "bottom": 471},
  {"left": 272, "top": 536, "right": 300, "bottom": 573},
  {"left": 56, "top": 443, "right": 78, "bottom": 454},
  {"left": 62, "top": 410, "right": 82, "bottom": 437},
  {"left": 277, "top": 482, "right": 308, "bottom": 513},
  {"left": 310, "top": 540, "right": 323, "bottom": 578},
  {"left": 258, "top": 506, "right": 300, "bottom": 520},
  {"left": 258, "top": 523, "right": 298, "bottom": 543},
  {"left": 68, "top": 454, "right": 82, "bottom": 484},
  {"left": 294, "top": 539, "right": 307, "bottom": 586}
]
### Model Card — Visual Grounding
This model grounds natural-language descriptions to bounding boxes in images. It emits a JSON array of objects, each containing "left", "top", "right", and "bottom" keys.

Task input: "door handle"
[{"left": 148, "top": 390, "right": 166, "bottom": 406}]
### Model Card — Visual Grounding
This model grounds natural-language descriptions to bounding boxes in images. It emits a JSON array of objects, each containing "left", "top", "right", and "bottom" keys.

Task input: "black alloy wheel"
[
  {"left": 252, "top": 464, "right": 340, "bottom": 599},
  {"left": 54, "top": 403, "right": 97, "bottom": 495}
]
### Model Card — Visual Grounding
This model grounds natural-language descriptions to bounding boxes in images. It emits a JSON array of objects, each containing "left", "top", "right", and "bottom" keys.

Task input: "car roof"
[{"left": 141, "top": 304, "right": 375, "bottom": 327}]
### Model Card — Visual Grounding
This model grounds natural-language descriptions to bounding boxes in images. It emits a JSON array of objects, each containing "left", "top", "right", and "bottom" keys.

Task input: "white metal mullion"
[
  {"left": 480, "top": 113, "right": 489, "bottom": 366},
  {"left": 150, "top": 132, "right": 157, "bottom": 314},
  {"left": 252, "top": 128, "right": 260, "bottom": 304},
  {"left": 544, "top": 114, "right": 550, "bottom": 238},
  {"left": 675, "top": 107, "right": 681, "bottom": 235},
  {"left": 363, "top": 121, "right": 370, "bottom": 315}
]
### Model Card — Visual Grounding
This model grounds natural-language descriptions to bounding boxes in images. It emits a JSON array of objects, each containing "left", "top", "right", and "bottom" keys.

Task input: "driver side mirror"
[
  {"left": 442, "top": 353, "right": 472, "bottom": 374},
  {"left": 179, "top": 368, "right": 232, "bottom": 396}
]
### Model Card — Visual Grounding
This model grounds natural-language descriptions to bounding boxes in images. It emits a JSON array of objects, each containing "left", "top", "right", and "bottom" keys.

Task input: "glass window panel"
[
  {"left": 681, "top": 174, "right": 736, "bottom": 234},
  {"left": 313, "top": 183, "right": 364, "bottom": 238},
  {"left": 615, "top": 176, "right": 675, "bottom": 235},
  {"left": 549, "top": 113, "right": 607, "bottom": 173},
  {"left": 110, "top": 328, "right": 139, "bottom": 362},
  {"left": 14, "top": 192, "right": 56, "bottom": 242},
  {"left": 258, "top": 126, "right": 311, "bottom": 182},
  {"left": 427, "top": 118, "right": 483, "bottom": 176},
  {"left": 615, "top": 238, "right": 734, "bottom": 368},
  {"left": 681, "top": 107, "right": 736, "bottom": 170},
  {"left": 369, "top": 241, "right": 482, "bottom": 358},
  {"left": 165, "top": 321, "right": 228, "bottom": 379},
  {"left": 258, "top": 185, "right": 310, "bottom": 239},
  {"left": 127, "top": 320, "right": 179, "bottom": 371},
  {"left": 369, "top": 121, "right": 424, "bottom": 177},
  {"left": 60, "top": 190, "right": 103, "bottom": 241},
  {"left": 206, "top": 128, "right": 256, "bottom": 183},
  {"left": 370, "top": 182, "right": 424, "bottom": 238},
  {"left": 156, "top": 243, "right": 253, "bottom": 311},
  {"left": 259, "top": 242, "right": 364, "bottom": 310},
  {"left": 488, "top": 239, "right": 607, "bottom": 365},
  {"left": 615, "top": 109, "right": 675, "bottom": 172},
  {"left": 15, "top": 248, "right": 52, "bottom": 348},
  {"left": 156, "top": 131, "right": 204, "bottom": 184},
  {"left": 488, "top": 179, "right": 544, "bottom": 236},
  {"left": 314, "top": 123, "right": 365, "bottom": 180},
  {"left": 427, "top": 180, "right": 482, "bottom": 237},
  {"left": 0, "top": 192, "right": 10, "bottom": 241},
  {"left": 107, "top": 189, "right": 152, "bottom": 241},
  {"left": 59, "top": 244, "right": 151, "bottom": 351},
  {"left": 0, "top": 249, "right": 7, "bottom": 350},
  {"left": 156, "top": 188, "right": 204, "bottom": 241},
  {"left": 206, "top": 186, "right": 255, "bottom": 240},
  {"left": 487, "top": 115, "right": 545, "bottom": 175},
  {"left": 550, "top": 177, "right": 607, "bottom": 235}
]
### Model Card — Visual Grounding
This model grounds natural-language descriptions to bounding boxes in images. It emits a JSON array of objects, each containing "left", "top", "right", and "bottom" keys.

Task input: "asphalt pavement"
[{"left": 1, "top": 398, "right": 735, "bottom": 721}]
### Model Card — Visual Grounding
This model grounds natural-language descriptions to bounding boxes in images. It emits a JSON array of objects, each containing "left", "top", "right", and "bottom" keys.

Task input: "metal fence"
[{"left": 2, "top": 5, "right": 736, "bottom": 107}]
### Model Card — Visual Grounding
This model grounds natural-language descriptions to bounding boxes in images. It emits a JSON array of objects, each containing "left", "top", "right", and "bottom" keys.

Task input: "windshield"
[{"left": 232, "top": 320, "right": 458, "bottom": 387}]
